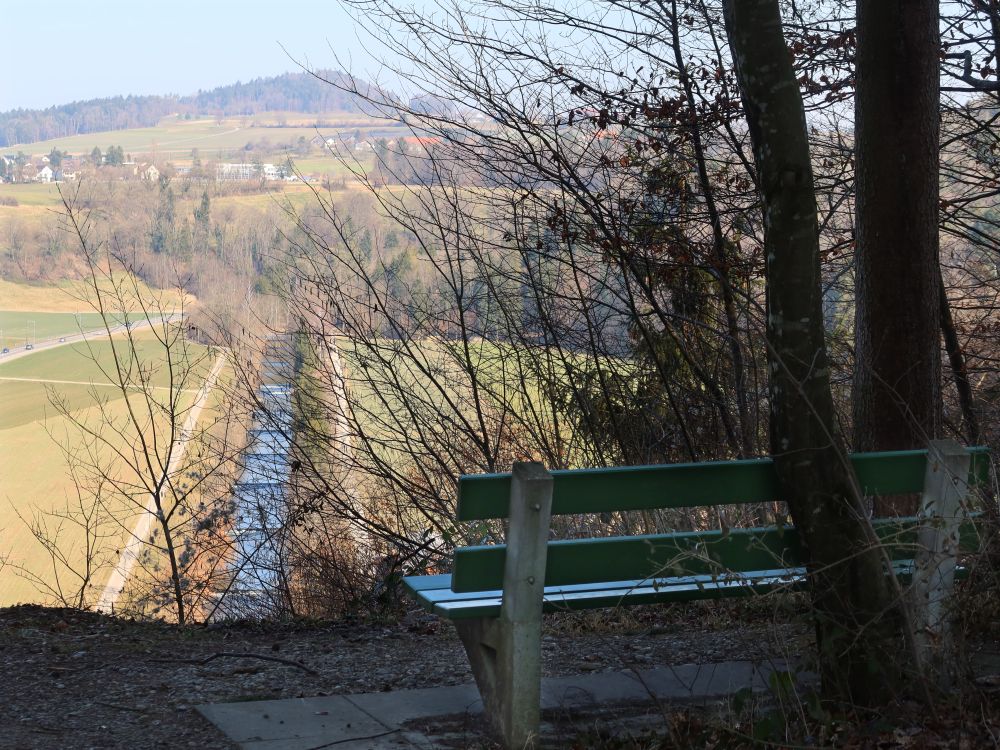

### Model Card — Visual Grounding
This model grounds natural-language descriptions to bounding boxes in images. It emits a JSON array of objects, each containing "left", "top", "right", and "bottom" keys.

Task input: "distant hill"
[{"left": 0, "top": 70, "right": 382, "bottom": 148}]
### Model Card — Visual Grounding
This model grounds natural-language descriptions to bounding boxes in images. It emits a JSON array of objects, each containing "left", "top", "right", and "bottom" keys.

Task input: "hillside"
[{"left": 0, "top": 70, "right": 383, "bottom": 148}]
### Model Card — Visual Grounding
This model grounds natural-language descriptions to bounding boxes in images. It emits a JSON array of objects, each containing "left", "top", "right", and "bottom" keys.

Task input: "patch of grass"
[
  {"left": 0, "top": 183, "right": 63, "bottom": 206},
  {"left": 288, "top": 157, "right": 363, "bottom": 177},
  {"left": 2, "top": 115, "right": 398, "bottom": 160}
]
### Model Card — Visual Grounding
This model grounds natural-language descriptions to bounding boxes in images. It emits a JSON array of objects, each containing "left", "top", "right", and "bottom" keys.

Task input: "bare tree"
[
  {"left": 10, "top": 456, "right": 116, "bottom": 609},
  {"left": 46, "top": 196, "right": 242, "bottom": 623}
]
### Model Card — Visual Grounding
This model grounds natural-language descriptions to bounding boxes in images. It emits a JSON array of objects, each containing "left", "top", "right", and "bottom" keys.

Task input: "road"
[
  {"left": 94, "top": 351, "right": 227, "bottom": 615},
  {"left": 0, "top": 317, "right": 167, "bottom": 365}
]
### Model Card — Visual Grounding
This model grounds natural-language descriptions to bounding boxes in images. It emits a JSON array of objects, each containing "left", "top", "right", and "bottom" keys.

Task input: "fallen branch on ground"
[{"left": 148, "top": 651, "right": 319, "bottom": 675}]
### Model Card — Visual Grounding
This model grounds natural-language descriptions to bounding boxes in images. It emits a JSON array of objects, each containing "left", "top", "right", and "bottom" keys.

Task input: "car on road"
[
  {"left": 1, "top": 347, "right": 8, "bottom": 355},
  {"left": 25, "top": 343, "right": 33, "bottom": 350},
  {"left": 59, "top": 337, "right": 66, "bottom": 343}
]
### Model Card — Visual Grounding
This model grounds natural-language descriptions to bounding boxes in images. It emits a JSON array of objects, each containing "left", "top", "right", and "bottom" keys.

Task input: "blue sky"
[{"left": 0, "top": 0, "right": 376, "bottom": 111}]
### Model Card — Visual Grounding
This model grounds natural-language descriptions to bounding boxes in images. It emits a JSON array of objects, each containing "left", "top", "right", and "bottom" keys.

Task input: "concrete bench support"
[
  {"left": 454, "top": 461, "right": 553, "bottom": 750},
  {"left": 912, "top": 439, "right": 971, "bottom": 686}
]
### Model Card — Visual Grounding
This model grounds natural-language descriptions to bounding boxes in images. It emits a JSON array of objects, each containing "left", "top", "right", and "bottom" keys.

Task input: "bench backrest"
[{"left": 451, "top": 448, "right": 992, "bottom": 594}]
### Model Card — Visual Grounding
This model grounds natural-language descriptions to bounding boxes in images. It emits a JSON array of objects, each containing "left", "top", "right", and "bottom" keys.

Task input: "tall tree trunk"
[
  {"left": 854, "top": 0, "right": 942, "bottom": 515},
  {"left": 722, "top": 0, "right": 912, "bottom": 706}
]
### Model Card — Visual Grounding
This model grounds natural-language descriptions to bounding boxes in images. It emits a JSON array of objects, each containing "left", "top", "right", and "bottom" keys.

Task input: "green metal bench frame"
[{"left": 404, "top": 443, "right": 991, "bottom": 748}]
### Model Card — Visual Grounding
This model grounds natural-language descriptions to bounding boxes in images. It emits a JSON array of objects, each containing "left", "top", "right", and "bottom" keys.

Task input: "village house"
[
  {"left": 216, "top": 162, "right": 282, "bottom": 181},
  {"left": 34, "top": 165, "right": 53, "bottom": 183},
  {"left": 135, "top": 163, "right": 160, "bottom": 181},
  {"left": 398, "top": 136, "right": 441, "bottom": 154}
]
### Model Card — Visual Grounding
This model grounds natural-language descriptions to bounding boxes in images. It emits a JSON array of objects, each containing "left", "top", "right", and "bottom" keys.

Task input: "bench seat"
[{"left": 404, "top": 560, "right": 953, "bottom": 619}]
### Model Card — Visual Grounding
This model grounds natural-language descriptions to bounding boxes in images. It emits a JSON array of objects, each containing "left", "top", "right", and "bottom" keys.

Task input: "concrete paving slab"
[
  {"left": 241, "top": 730, "right": 416, "bottom": 750},
  {"left": 539, "top": 660, "right": 788, "bottom": 710},
  {"left": 199, "top": 660, "right": 807, "bottom": 749},
  {"left": 197, "top": 694, "right": 393, "bottom": 748},
  {"left": 346, "top": 683, "right": 483, "bottom": 726},
  {"left": 636, "top": 659, "right": 776, "bottom": 699}
]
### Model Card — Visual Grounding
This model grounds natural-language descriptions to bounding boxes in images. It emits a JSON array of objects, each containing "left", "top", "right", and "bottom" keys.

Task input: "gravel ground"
[{"left": 0, "top": 600, "right": 813, "bottom": 749}]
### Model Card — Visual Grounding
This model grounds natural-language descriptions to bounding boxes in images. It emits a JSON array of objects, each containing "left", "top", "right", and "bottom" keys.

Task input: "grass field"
[
  {"left": 0, "top": 182, "right": 64, "bottom": 206},
  {"left": 288, "top": 156, "right": 361, "bottom": 178},
  {"left": 0, "top": 310, "right": 145, "bottom": 349},
  {"left": 0, "top": 279, "right": 189, "bottom": 313},
  {"left": 0, "top": 326, "right": 216, "bottom": 606},
  {"left": 334, "top": 335, "right": 596, "bottom": 466},
  {"left": 0, "top": 280, "right": 89, "bottom": 312},
  {"left": 2, "top": 114, "right": 406, "bottom": 160}
]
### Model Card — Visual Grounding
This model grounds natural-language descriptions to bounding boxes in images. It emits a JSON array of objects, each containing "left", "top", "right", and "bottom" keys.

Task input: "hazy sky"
[{"left": 0, "top": 0, "right": 376, "bottom": 111}]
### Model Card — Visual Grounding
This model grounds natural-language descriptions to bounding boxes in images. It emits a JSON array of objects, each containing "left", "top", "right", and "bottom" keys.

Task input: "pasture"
[
  {"left": 2, "top": 113, "right": 405, "bottom": 160},
  {"left": 0, "top": 182, "right": 64, "bottom": 206},
  {"left": 0, "top": 280, "right": 92, "bottom": 312},
  {"left": 0, "top": 310, "right": 145, "bottom": 349},
  {"left": 333, "top": 334, "right": 608, "bottom": 472},
  {"left": 0, "top": 279, "right": 189, "bottom": 314},
  {"left": 0, "top": 327, "right": 217, "bottom": 606}
]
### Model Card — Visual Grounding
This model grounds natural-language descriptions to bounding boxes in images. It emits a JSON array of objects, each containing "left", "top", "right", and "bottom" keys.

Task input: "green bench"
[{"left": 404, "top": 443, "right": 991, "bottom": 748}]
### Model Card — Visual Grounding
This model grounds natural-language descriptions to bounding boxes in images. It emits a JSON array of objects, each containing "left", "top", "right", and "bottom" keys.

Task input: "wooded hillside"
[{"left": 0, "top": 70, "right": 378, "bottom": 147}]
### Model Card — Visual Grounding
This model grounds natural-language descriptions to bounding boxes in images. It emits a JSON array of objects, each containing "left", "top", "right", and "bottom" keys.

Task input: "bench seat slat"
[
  {"left": 457, "top": 447, "right": 992, "bottom": 521},
  {"left": 403, "top": 573, "right": 453, "bottom": 593},
  {"left": 408, "top": 570, "right": 808, "bottom": 619},
  {"left": 405, "top": 561, "right": 958, "bottom": 620}
]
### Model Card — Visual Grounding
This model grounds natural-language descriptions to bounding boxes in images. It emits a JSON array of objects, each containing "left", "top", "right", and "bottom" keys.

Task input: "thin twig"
[{"left": 305, "top": 728, "right": 401, "bottom": 749}]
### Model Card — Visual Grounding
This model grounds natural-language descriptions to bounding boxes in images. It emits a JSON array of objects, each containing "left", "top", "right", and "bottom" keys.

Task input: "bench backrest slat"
[
  {"left": 451, "top": 517, "right": 980, "bottom": 593},
  {"left": 457, "top": 448, "right": 992, "bottom": 521}
]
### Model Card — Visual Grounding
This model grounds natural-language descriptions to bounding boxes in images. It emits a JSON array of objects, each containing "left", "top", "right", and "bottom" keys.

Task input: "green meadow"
[
  {"left": 0, "top": 310, "right": 146, "bottom": 349},
  {"left": 0, "top": 327, "right": 215, "bottom": 606},
  {"left": 2, "top": 113, "right": 402, "bottom": 160}
]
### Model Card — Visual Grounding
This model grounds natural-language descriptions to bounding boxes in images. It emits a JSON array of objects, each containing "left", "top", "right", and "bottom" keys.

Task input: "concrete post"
[
  {"left": 912, "top": 439, "right": 970, "bottom": 685},
  {"left": 454, "top": 461, "right": 553, "bottom": 749},
  {"left": 495, "top": 461, "right": 553, "bottom": 749}
]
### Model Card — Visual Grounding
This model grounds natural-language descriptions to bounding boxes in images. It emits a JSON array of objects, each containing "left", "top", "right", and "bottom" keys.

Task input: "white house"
[
  {"left": 34, "top": 166, "right": 53, "bottom": 183},
  {"left": 216, "top": 162, "right": 257, "bottom": 181},
  {"left": 216, "top": 162, "right": 282, "bottom": 181},
  {"left": 136, "top": 163, "right": 160, "bottom": 181}
]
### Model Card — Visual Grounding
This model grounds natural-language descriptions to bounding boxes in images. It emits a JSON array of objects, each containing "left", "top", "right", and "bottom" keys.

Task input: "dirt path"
[
  {"left": 323, "top": 333, "right": 353, "bottom": 450},
  {"left": 94, "top": 352, "right": 227, "bottom": 614}
]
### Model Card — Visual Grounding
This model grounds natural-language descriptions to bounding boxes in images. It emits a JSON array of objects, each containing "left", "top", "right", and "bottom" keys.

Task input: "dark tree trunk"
[
  {"left": 939, "top": 272, "right": 980, "bottom": 445},
  {"left": 854, "top": 0, "right": 942, "bottom": 515},
  {"left": 722, "top": 0, "right": 912, "bottom": 706}
]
